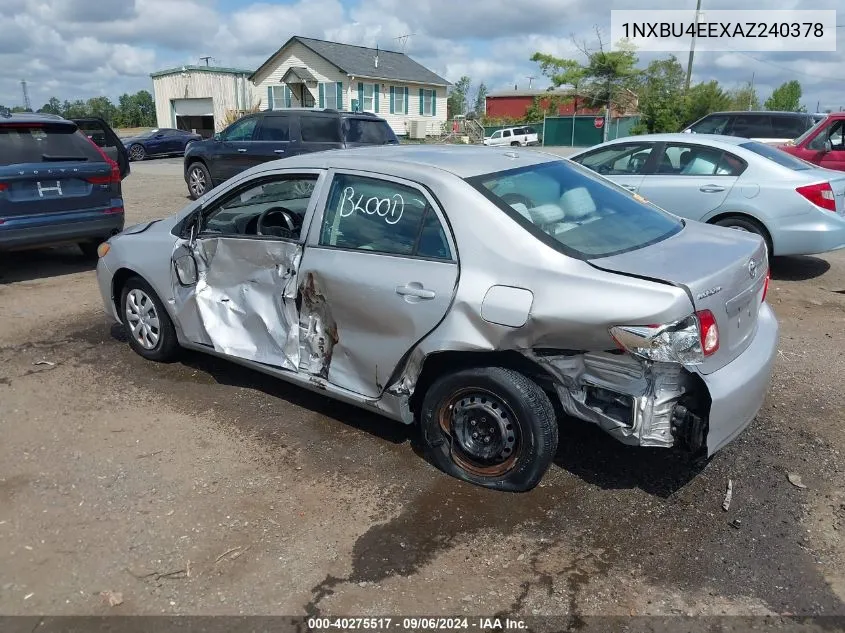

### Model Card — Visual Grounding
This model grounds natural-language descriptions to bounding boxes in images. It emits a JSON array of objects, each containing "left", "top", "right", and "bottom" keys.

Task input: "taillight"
[
  {"left": 84, "top": 135, "right": 121, "bottom": 185},
  {"left": 0, "top": 182, "right": 7, "bottom": 191},
  {"left": 696, "top": 309, "right": 719, "bottom": 356},
  {"left": 796, "top": 182, "right": 836, "bottom": 211},
  {"left": 762, "top": 270, "right": 770, "bottom": 303}
]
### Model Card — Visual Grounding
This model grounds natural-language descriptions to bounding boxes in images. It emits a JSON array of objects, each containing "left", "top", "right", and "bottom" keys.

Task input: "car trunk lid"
[{"left": 589, "top": 221, "right": 768, "bottom": 374}]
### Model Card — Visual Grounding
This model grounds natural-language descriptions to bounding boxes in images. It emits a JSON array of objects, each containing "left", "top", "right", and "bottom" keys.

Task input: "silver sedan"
[
  {"left": 94, "top": 145, "right": 778, "bottom": 492},
  {"left": 569, "top": 133, "right": 845, "bottom": 256}
]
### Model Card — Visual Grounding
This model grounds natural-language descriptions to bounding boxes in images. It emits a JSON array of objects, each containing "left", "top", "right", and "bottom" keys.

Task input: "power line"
[{"left": 733, "top": 50, "right": 845, "bottom": 82}]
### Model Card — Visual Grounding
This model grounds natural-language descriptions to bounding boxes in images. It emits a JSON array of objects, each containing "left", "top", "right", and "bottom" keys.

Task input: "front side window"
[
  {"left": 319, "top": 173, "right": 451, "bottom": 259},
  {"left": 807, "top": 120, "right": 845, "bottom": 151},
  {"left": 202, "top": 175, "right": 319, "bottom": 239},
  {"left": 688, "top": 114, "right": 731, "bottom": 135},
  {"left": 221, "top": 117, "right": 257, "bottom": 142},
  {"left": 466, "top": 160, "right": 683, "bottom": 259},
  {"left": 576, "top": 143, "right": 655, "bottom": 176}
]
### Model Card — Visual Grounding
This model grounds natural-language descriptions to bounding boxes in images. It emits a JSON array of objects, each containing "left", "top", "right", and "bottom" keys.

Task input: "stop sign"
[{"left": 594, "top": 116, "right": 604, "bottom": 129}]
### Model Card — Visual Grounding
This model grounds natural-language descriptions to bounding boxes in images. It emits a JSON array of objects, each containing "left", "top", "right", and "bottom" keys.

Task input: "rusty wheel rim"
[{"left": 438, "top": 387, "right": 520, "bottom": 477}]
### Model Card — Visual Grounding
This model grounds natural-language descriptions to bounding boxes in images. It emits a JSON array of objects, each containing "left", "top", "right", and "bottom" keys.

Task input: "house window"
[
  {"left": 421, "top": 89, "right": 436, "bottom": 116},
  {"left": 321, "top": 82, "right": 340, "bottom": 109},
  {"left": 394, "top": 87, "right": 406, "bottom": 114},
  {"left": 270, "top": 85, "right": 291, "bottom": 110},
  {"left": 362, "top": 84, "right": 374, "bottom": 112}
]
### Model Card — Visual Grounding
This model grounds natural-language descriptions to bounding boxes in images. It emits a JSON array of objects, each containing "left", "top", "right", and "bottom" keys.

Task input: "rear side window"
[
  {"left": 731, "top": 115, "right": 772, "bottom": 138},
  {"left": 343, "top": 118, "right": 398, "bottom": 144},
  {"left": 739, "top": 141, "right": 813, "bottom": 170},
  {"left": 258, "top": 116, "right": 290, "bottom": 142},
  {"left": 466, "top": 160, "right": 683, "bottom": 259},
  {"left": 319, "top": 173, "right": 451, "bottom": 259},
  {"left": 0, "top": 124, "right": 102, "bottom": 165},
  {"left": 770, "top": 115, "right": 809, "bottom": 138},
  {"left": 300, "top": 116, "right": 341, "bottom": 143}
]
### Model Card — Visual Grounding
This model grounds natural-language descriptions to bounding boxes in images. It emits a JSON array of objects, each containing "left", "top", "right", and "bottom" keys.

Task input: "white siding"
[
  {"left": 251, "top": 42, "right": 449, "bottom": 136},
  {"left": 152, "top": 71, "right": 259, "bottom": 133}
]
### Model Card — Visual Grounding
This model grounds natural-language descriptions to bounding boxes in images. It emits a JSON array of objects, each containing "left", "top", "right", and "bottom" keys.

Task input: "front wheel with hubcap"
[
  {"left": 120, "top": 276, "right": 179, "bottom": 362},
  {"left": 187, "top": 162, "right": 211, "bottom": 200},
  {"left": 129, "top": 144, "right": 146, "bottom": 161},
  {"left": 420, "top": 366, "right": 558, "bottom": 492}
]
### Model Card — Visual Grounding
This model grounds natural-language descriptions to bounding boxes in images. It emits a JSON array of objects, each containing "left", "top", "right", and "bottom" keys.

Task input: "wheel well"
[
  {"left": 707, "top": 212, "right": 773, "bottom": 253},
  {"left": 407, "top": 350, "right": 561, "bottom": 419},
  {"left": 110, "top": 267, "right": 141, "bottom": 320}
]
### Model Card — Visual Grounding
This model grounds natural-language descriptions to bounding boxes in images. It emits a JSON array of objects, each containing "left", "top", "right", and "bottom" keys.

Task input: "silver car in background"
[
  {"left": 94, "top": 146, "right": 778, "bottom": 492},
  {"left": 570, "top": 133, "right": 845, "bottom": 257}
]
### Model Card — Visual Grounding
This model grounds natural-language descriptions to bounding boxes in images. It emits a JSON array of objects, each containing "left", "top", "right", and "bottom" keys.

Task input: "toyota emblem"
[{"left": 748, "top": 259, "right": 757, "bottom": 279}]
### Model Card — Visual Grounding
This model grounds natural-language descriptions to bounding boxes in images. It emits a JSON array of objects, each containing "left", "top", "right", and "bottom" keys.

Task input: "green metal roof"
[{"left": 150, "top": 65, "right": 253, "bottom": 79}]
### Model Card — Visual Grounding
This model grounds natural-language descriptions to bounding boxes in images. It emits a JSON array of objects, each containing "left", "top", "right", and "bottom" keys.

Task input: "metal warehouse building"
[{"left": 151, "top": 65, "right": 257, "bottom": 138}]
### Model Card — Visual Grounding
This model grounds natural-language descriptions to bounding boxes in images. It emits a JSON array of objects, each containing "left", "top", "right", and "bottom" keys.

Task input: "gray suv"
[{"left": 183, "top": 109, "right": 399, "bottom": 199}]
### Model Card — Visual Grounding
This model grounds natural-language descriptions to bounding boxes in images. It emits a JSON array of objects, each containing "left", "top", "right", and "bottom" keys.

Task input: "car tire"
[
  {"left": 510, "top": 141, "right": 521, "bottom": 147},
  {"left": 420, "top": 366, "right": 558, "bottom": 492},
  {"left": 128, "top": 144, "right": 146, "bottom": 162},
  {"left": 187, "top": 162, "right": 212, "bottom": 200},
  {"left": 714, "top": 216, "right": 773, "bottom": 258},
  {"left": 119, "top": 276, "right": 180, "bottom": 362}
]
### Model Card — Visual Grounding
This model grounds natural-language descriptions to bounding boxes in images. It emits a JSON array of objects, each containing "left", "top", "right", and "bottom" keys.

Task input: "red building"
[{"left": 485, "top": 89, "right": 635, "bottom": 119}]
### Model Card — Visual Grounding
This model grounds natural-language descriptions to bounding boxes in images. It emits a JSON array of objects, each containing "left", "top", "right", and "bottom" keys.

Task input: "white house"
[{"left": 249, "top": 36, "right": 450, "bottom": 137}]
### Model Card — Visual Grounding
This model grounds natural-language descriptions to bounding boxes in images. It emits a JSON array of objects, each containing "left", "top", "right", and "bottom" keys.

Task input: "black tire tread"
[{"left": 420, "top": 366, "right": 558, "bottom": 492}]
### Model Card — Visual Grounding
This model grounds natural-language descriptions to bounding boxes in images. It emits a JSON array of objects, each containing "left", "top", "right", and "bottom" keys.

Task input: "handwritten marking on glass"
[{"left": 339, "top": 186, "right": 405, "bottom": 225}]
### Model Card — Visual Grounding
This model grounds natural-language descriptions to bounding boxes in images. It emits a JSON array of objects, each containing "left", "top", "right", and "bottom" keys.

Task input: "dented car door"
[
  {"left": 170, "top": 170, "right": 326, "bottom": 369},
  {"left": 296, "top": 170, "right": 459, "bottom": 397}
]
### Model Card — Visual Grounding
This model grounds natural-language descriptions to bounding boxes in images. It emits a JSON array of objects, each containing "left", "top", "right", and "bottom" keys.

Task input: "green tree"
[
  {"left": 38, "top": 97, "right": 62, "bottom": 115},
  {"left": 61, "top": 99, "right": 89, "bottom": 119},
  {"left": 115, "top": 90, "right": 156, "bottom": 127},
  {"left": 764, "top": 80, "right": 804, "bottom": 112},
  {"left": 633, "top": 55, "right": 685, "bottom": 133},
  {"left": 727, "top": 82, "right": 760, "bottom": 111},
  {"left": 86, "top": 96, "right": 117, "bottom": 124},
  {"left": 683, "top": 80, "right": 731, "bottom": 125},
  {"left": 447, "top": 76, "right": 471, "bottom": 118},
  {"left": 473, "top": 82, "right": 488, "bottom": 116},
  {"left": 530, "top": 54, "right": 587, "bottom": 114}
]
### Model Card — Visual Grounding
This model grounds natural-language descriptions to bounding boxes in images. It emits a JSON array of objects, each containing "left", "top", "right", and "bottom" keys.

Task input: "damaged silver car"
[{"left": 95, "top": 145, "right": 779, "bottom": 492}]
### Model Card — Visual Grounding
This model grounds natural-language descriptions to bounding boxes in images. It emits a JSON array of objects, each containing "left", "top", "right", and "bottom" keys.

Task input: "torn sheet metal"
[
  {"left": 528, "top": 350, "right": 692, "bottom": 448},
  {"left": 297, "top": 272, "right": 338, "bottom": 379},
  {"left": 172, "top": 237, "right": 302, "bottom": 370}
]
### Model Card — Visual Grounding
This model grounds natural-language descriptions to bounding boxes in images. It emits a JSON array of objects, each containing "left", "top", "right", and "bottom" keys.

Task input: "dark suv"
[
  {"left": 183, "top": 109, "right": 399, "bottom": 199},
  {"left": 0, "top": 110, "right": 129, "bottom": 257},
  {"left": 683, "top": 111, "right": 820, "bottom": 144}
]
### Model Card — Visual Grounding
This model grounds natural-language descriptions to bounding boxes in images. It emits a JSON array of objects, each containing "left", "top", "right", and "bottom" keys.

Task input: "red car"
[{"left": 779, "top": 113, "right": 845, "bottom": 171}]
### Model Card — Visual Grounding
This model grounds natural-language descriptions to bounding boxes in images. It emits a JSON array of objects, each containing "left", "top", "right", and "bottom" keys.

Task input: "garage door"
[{"left": 173, "top": 98, "right": 213, "bottom": 117}]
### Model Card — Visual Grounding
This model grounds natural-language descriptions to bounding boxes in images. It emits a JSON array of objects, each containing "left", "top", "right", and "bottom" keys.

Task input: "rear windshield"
[
  {"left": 466, "top": 160, "right": 683, "bottom": 259},
  {"left": 0, "top": 124, "right": 102, "bottom": 165},
  {"left": 343, "top": 118, "right": 398, "bottom": 144},
  {"left": 739, "top": 141, "right": 813, "bottom": 171}
]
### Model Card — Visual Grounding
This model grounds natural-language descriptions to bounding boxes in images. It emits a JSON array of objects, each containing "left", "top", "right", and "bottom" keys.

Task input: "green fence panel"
[{"left": 541, "top": 115, "right": 640, "bottom": 146}]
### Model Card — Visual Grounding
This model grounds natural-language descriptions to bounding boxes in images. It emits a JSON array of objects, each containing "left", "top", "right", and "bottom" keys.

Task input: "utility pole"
[
  {"left": 749, "top": 72, "right": 755, "bottom": 110},
  {"left": 393, "top": 34, "right": 415, "bottom": 53},
  {"left": 684, "top": 0, "right": 703, "bottom": 92},
  {"left": 526, "top": 76, "right": 536, "bottom": 89},
  {"left": 20, "top": 79, "right": 32, "bottom": 111}
]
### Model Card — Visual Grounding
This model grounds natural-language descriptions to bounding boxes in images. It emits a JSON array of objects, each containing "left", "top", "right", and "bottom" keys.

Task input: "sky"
[{"left": 0, "top": 0, "right": 843, "bottom": 113}]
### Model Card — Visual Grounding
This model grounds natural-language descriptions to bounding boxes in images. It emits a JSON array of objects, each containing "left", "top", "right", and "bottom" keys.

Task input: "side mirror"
[
  {"left": 174, "top": 254, "right": 198, "bottom": 286},
  {"left": 213, "top": 133, "right": 221, "bottom": 141},
  {"left": 823, "top": 139, "right": 833, "bottom": 153}
]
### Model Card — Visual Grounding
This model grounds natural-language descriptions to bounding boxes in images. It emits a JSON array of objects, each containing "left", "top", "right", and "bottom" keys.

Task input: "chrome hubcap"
[
  {"left": 190, "top": 168, "right": 206, "bottom": 196},
  {"left": 125, "top": 289, "right": 160, "bottom": 350}
]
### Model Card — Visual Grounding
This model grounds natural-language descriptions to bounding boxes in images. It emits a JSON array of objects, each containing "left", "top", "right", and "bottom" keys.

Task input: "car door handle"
[
  {"left": 699, "top": 184, "right": 725, "bottom": 193},
  {"left": 274, "top": 149, "right": 285, "bottom": 154},
  {"left": 237, "top": 148, "right": 247, "bottom": 153},
  {"left": 395, "top": 283, "right": 435, "bottom": 300},
  {"left": 621, "top": 184, "right": 637, "bottom": 191}
]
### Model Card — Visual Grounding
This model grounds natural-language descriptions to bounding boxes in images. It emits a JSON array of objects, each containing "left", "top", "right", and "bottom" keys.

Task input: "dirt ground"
[{"left": 0, "top": 159, "right": 843, "bottom": 622}]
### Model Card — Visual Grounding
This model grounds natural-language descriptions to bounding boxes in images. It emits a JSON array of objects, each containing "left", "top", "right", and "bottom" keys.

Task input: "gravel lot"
[{"left": 0, "top": 155, "right": 843, "bottom": 621}]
